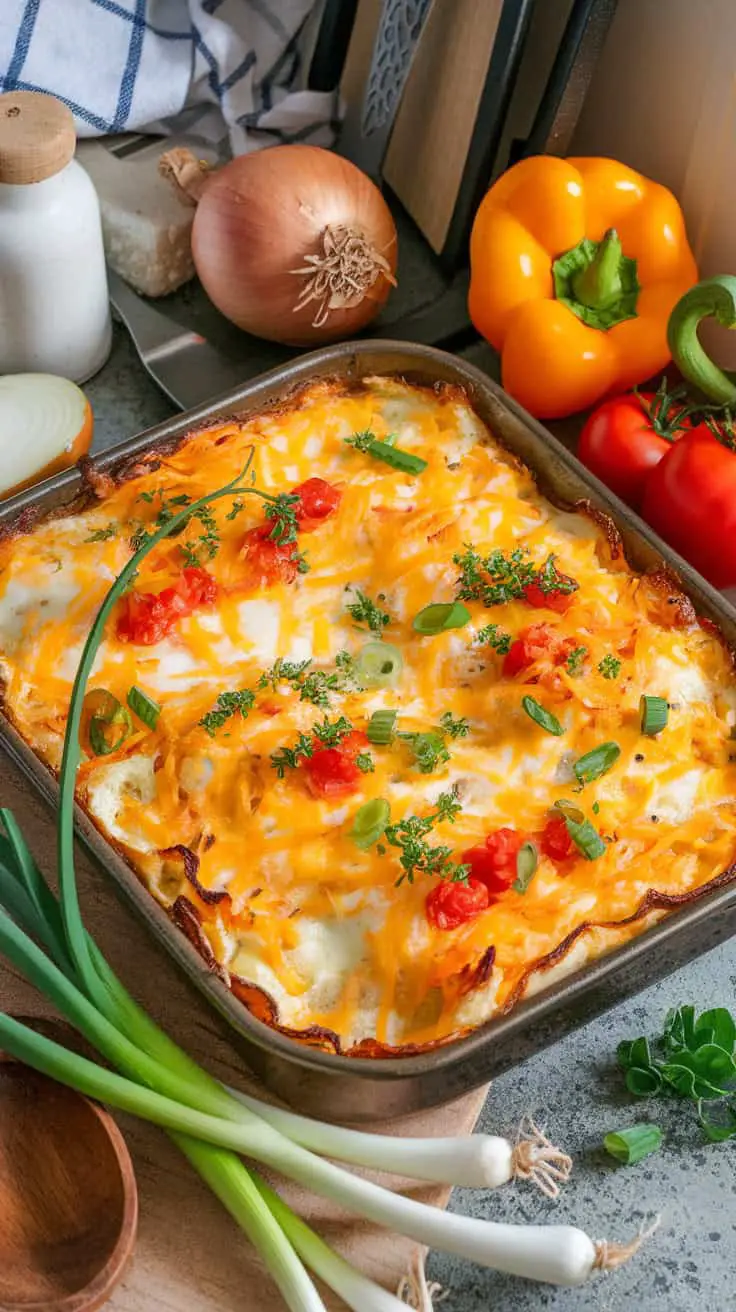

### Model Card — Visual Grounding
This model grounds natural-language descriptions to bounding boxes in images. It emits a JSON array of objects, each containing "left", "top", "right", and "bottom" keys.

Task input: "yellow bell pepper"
[{"left": 468, "top": 156, "right": 698, "bottom": 419}]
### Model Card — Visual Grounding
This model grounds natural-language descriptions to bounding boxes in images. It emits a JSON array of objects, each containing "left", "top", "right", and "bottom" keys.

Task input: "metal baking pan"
[{"left": 2, "top": 341, "right": 736, "bottom": 1122}]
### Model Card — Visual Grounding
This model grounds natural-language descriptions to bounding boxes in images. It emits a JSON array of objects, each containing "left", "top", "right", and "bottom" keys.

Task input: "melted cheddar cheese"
[{"left": 1, "top": 376, "right": 735, "bottom": 1054}]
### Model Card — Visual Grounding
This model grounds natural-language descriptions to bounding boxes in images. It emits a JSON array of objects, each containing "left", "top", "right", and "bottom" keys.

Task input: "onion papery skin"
[{"left": 190, "top": 145, "right": 398, "bottom": 346}]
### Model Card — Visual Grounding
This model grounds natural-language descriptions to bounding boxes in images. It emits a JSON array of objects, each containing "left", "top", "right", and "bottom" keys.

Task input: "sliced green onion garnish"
[
  {"left": 412, "top": 601, "right": 471, "bottom": 635},
  {"left": 84, "top": 689, "right": 133, "bottom": 757},
  {"left": 603, "top": 1124, "right": 663, "bottom": 1165},
  {"left": 521, "top": 695, "right": 564, "bottom": 736},
  {"left": 350, "top": 798, "right": 391, "bottom": 850},
  {"left": 640, "top": 695, "right": 668, "bottom": 736},
  {"left": 565, "top": 816, "right": 606, "bottom": 861},
  {"left": 355, "top": 641, "right": 403, "bottom": 688},
  {"left": 364, "top": 439, "right": 428, "bottom": 475},
  {"left": 513, "top": 841, "right": 539, "bottom": 893},
  {"left": 366, "top": 709, "right": 397, "bottom": 745},
  {"left": 573, "top": 741, "right": 620, "bottom": 786},
  {"left": 127, "top": 684, "right": 162, "bottom": 730},
  {"left": 554, "top": 798, "right": 585, "bottom": 824}
]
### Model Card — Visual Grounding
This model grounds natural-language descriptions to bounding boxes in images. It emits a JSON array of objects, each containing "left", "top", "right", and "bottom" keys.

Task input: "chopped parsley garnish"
[
  {"left": 257, "top": 658, "right": 312, "bottom": 693},
  {"left": 384, "top": 786, "right": 468, "bottom": 886},
  {"left": 356, "top": 752, "right": 375, "bottom": 773},
  {"left": 345, "top": 588, "right": 391, "bottom": 633},
  {"left": 439, "top": 711, "right": 470, "bottom": 739},
  {"left": 344, "top": 429, "right": 377, "bottom": 453},
  {"left": 199, "top": 688, "right": 255, "bottom": 737},
  {"left": 264, "top": 492, "right": 300, "bottom": 546},
  {"left": 311, "top": 714, "right": 352, "bottom": 748},
  {"left": 131, "top": 487, "right": 221, "bottom": 566},
  {"left": 475, "top": 623, "right": 512, "bottom": 655},
  {"left": 180, "top": 504, "right": 220, "bottom": 567},
  {"left": 270, "top": 733, "right": 314, "bottom": 778},
  {"left": 598, "top": 654, "right": 622, "bottom": 680},
  {"left": 400, "top": 730, "right": 450, "bottom": 775},
  {"left": 566, "top": 646, "right": 588, "bottom": 677},
  {"left": 299, "top": 670, "right": 343, "bottom": 708},
  {"left": 453, "top": 544, "right": 577, "bottom": 608},
  {"left": 85, "top": 523, "right": 118, "bottom": 543},
  {"left": 225, "top": 498, "right": 246, "bottom": 521}
]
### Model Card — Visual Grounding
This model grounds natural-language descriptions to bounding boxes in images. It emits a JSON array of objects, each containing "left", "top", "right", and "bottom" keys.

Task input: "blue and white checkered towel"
[{"left": 0, "top": 0, "right": 338, "bottom": 154}]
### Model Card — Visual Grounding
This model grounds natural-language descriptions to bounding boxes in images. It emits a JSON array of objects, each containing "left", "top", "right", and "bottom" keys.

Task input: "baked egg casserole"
[{"left": 1, "top": 375, "right": 735, "bottom": 1055}]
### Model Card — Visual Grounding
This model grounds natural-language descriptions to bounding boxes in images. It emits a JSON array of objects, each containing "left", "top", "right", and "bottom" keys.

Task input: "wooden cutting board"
[{"left": 0, "top": 753, "right": 488, "bottom": 1310}]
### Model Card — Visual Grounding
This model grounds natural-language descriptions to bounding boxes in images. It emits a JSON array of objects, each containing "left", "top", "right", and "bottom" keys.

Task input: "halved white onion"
[{"left": 0, "top": 373, "right": 93, "bottom": 499}]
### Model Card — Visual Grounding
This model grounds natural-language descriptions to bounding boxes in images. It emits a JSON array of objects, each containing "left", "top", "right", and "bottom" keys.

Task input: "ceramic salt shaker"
[{"left": 0, "top": 90, "right": 111, "bottom": 382}]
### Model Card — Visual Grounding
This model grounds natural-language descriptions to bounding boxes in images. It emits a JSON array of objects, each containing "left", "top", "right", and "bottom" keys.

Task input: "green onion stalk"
[{"left": 0, "top": 460, "right": 636, "bottom": 1304}]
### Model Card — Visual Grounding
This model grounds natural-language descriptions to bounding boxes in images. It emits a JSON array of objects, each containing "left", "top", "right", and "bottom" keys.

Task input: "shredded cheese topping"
[{"left": 1, "top": 377, "right": 735, "bottom": 1053}]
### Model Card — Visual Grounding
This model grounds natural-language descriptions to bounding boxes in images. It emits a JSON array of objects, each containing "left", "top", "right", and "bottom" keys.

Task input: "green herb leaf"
[
  {"left": 454, "top": 545, "right": 577, "bottom": 609},
  {"left": 381, "top": 786, "right": 466, "bottom": 885},
  {"left": 264, "top": 492, "right": 300, "bottom": 545},
  {"left": 565, "top": 645, "right": 587, "bottom": 676},
  {"left": 85, "top": 523, "right": 118, "bottom": 543},
  {"left": 603, "top": 1124, "right": 663, "bottom": 1165},
  {"left": 439, "top": 711, "right": 470, "bottom": 739},
  {"left": 345, "top": 589, "right": 391, "bottom": 633},
  {"left": 475, "top": 623, "right": 512, "bottom": 655},
  {"left": 356, "top": 752, "right": 375, "bottom": 774},
  {"left": 521, "top": 695, "right": 564, "bottom": 736},
  {"left": 199, "top": 688, "right": 255, "bottom": 737},
  {"left": 312, "top": 715, "right": 352, "bottom": 748},
  {"left": 598, "top": 655, "right": 621, "bottom": 680},
  {"left": 698, "top": 1101, "right": 736, "bottom": 1142},
  {"left": 270, "top": 732, "right": 314, "bottom": 778},
  {"left": 400, "top": 730, "right": 450, "bottom": 775}
]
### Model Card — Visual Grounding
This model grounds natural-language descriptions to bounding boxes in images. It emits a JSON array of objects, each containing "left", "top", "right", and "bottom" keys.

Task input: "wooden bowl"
[{"left": 0, "top": 1018, "right": 138, "bottom": 1311}]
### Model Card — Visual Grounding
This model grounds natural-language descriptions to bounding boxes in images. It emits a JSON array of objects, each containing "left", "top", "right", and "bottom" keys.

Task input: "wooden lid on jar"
[{"left": 0, "top": 91, "right": 76, "bottom": 185}]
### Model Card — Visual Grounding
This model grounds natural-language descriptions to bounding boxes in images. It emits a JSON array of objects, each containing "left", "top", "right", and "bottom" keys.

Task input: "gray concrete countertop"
[{"left": 87, "top": 321, "right": 735, "bottom": 1312}]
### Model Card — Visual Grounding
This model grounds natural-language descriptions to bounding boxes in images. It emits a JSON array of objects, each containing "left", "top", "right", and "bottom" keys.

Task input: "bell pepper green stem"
[
  {"left": 571, "top": 229, "right": 624, "bottom": 310},
  {"left": 667, "top": 275, "right": 736, "bottom": 405}
]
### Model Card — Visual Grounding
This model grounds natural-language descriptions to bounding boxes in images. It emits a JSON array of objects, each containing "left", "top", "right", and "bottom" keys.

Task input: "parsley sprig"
[
  {"left": 566, "top": 645, "right": 588, "bottom": 677},
  {"left": 264, "top": 492, "right": 300, "bottom": 545},
  {"left": 475, "top": 623, "right": 512, "bottom": 655},
  {"left": 199, "top": 689, "right": 255, "bottom": 737},
  {"left": 454, "top": 545, "right": 577, "bottom": 608},
  {"left": 270, "top": 714, "right": 355, "bottom": 777},
  {"left": 598, "top": 655, "right": 622, "bottom": 680},
  {"left": 439, "top": 711, "right": 470, "bottom": 739},
  {"left": 258, "top": 655, "right": 358, "bottom": 707},
  {"left": 131, "top": 488, "right": 221, "bottom": 567},
  {"left": 85, "top": 523, "right": 118, "bottom": 543},
  {"left": 345, "top": 588, "right": 391, "bottom": 633},
  {"left": 384, "top": 787, "right": 468, "bottom": 886}
]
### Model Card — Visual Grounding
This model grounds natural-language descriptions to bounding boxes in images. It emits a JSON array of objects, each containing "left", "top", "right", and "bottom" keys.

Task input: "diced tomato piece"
[
  {"left": 241, "top": 525, "right": 301, "bottom": 586},
  {"left": 503, "top": 624, "right": 558, "bottom": 677},
  {"left": 117, "top": 567, "right": 217, "bottom": 645},
  {"left": 303, "top": 730, "right": 367, "bottom": 799},
  {"left": 540, "top": 815, "right": 576, "bottom": 862},
  {"left": 178, "top": 566, "right": 218, "bottom": 607},
  {"left": 304, "top": 747, "right": 361, "bottom": 798},
  {"left": 426, "top": 877, "right": 490, "bottom": 931},
  {"left": 523, "top": 582, "right": 574, "bottom": 613},
  {"left": 462, "top": 826, "right": 525, "bottom": 898},
  {"left": 503, "top": 624, "right": 580, "bottom": 678},
  {"left": 291, "top": 477, "right": 341, "bottom": 530}
]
